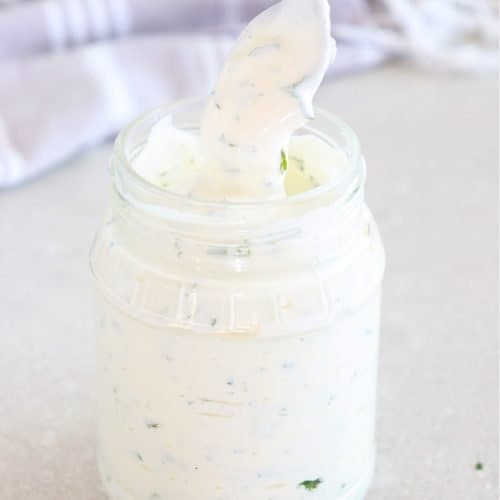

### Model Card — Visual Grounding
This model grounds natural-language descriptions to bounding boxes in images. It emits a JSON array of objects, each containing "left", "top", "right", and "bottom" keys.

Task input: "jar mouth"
[{"left": 113, "top": 97, "right": 364, "bottom": 225}]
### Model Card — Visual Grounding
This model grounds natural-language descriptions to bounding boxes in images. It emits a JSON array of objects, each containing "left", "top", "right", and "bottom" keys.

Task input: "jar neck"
[
  {"left": 109, "top": 179, "right": 366, "bottom": 279},
  {"left": 108, "top": 99, "right": 367, "bottom": 277}
]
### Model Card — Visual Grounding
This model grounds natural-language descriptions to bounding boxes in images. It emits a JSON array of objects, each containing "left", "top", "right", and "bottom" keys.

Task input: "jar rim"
[{"left": 112, "top": 96, "right": 364, "bottom": 224}]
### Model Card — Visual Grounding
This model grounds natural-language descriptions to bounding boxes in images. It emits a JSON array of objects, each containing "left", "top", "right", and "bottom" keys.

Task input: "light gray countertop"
[{"left": 0, "top": 65, "right": 497, "bottom": 499}]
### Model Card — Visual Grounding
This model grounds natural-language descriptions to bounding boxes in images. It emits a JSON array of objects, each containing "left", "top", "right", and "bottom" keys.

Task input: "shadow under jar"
[{"left": 90, "top": 98, "right": 386, "bottom": 500}]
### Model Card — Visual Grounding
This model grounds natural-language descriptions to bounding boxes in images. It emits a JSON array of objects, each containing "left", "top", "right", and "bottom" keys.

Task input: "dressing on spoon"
[{"left": 194, "top": 0, "right": 335, "bottom": 201}]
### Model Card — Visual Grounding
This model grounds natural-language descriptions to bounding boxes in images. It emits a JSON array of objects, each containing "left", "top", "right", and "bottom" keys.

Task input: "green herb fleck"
[
  {"left": 215, "top": 102, "right": 221, "bottom": 110},
  {"left": 309, "top": 175, "right": 319, "bottom": 188},
  {"left": 475, "top": 462, "right": 484, "bottom": 471},
  {"left": 280, "top": 149, "right": 288, "bottom": 174},
  {"left": 146, "top": 421, "right": 160, "bottom": 429},
  {"left": 248, "top": 43, "right": 281, "bottom": 57},
  {"left": 136, "top": 452, "right": 144, "bottom": 462},
  {"left": 298, "top": 478, "right": 322, "bottom": 491},
  {"left": 207, "top": 247, "right": 228, "bottom": 256},
  {"left": 210, "top": 318, "right": 217, "bottom": 327},
  {"left": 288, "top": 75, "right": 310, "bottom": 93},
  {"left": 290, "top": 156, "right": 305, "bottom": 172},
  {"left": 346, "top": 184, "right": 361, "bottom": 202},
  {"left": 234, "top": 244, "right": 251, "bottom": 257},
  {"left": 174, "top": 239, "right": 183, "bottom": 257},
  {"left": 220, "top": 133, "right": 237, "bottom": 148}
]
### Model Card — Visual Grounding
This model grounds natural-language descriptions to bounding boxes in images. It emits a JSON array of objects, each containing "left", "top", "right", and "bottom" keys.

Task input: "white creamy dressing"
[
  {"left": 96, "top": 1, "right": 385, "bottom": 500},
  {"left": 195, "top": 0, "right": 335, "bottom": 200},
  {"left": 134, "top": 0, "right": 336, "bottom": 201},
  {"left": 133, "top": 118, "right": 348, "bottom": 199}
]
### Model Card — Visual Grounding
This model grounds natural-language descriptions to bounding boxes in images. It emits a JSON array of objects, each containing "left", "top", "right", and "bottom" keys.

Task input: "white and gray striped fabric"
[{"left": 0, "top": 0, "right": 496, "bottom": 187}]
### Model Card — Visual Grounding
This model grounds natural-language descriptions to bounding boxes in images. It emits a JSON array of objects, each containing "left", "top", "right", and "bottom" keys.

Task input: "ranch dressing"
[
  {"left": 92, "top": 2, "right": 386, "bottom": 500},
  {"left": 195, "top": 0, "right": 334, "bottom": 200},
  {"left": 133, "top": 0, "right": 335, "bottom": 201}
]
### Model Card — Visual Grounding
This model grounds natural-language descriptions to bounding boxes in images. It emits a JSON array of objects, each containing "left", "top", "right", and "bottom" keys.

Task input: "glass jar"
[{"left": 90, "top": 98, "right": 385, "bottom": 500}]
